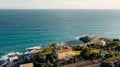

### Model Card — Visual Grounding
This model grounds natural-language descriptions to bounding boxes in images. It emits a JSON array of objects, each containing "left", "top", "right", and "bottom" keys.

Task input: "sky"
[{"left": 0, "top": 0, "right": 120, "bottom": 9}]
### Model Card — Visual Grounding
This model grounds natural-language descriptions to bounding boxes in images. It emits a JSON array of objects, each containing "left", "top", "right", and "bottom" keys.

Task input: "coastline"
[
  {"left": 0, "top": 35, "right": 118, "bottom": 58},
  {"left": 1, "top": 35, "right": 120, "bottom": 67}
]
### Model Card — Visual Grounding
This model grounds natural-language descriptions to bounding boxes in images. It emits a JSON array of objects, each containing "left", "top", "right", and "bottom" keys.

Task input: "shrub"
[{"left": 100, "top": 61, "right": 115, "bottom": 67}]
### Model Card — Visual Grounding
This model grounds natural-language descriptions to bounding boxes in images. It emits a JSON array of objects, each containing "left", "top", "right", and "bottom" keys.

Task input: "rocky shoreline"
[{"left": 1, "top": 35, "right": 120, "bottom": 67}]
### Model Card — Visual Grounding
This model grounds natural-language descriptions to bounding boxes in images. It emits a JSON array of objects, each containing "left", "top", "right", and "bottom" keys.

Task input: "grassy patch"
[
  {"left": 73, "top": 51, "right": 81, "bottom": 55},
  {"left": 40, "top": 48, "right": 53, "bottom": 55},
  {"left": 91, "top": 49, "right": 100, "bottom": 53},
  {"left": 41, "top": 50, "right": 52, "bottom": 55}
]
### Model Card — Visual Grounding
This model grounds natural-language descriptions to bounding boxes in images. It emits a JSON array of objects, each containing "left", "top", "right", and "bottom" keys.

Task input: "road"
[{"left": 63, "top": 56, "right": 120, "bottom": 67}]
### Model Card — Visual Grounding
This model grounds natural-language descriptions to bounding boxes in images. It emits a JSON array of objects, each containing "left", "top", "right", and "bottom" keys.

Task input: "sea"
[{"left": 0, "top": 9, "right": 120, "bottom": 56}]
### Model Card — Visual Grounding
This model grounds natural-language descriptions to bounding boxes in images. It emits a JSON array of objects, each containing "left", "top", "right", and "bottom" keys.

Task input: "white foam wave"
[
  {"left": 0, "top": 51, "right": 23, "bottom": 61},
  {"left": 74, "top": 36, "right": 80, "bottom": 40},
  {"left": 26, "top": 46, "right": 41, "bottom": 50}
]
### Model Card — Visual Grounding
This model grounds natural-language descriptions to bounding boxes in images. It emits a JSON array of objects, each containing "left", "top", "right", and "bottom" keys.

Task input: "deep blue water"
[{"left": 0, "top": 9, "right": 120, "bottom": 56}]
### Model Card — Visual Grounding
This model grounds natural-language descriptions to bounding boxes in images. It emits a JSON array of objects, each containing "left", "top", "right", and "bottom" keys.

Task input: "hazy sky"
[{"left": 0, "top": 0, "right": 120, "bottom": 9}]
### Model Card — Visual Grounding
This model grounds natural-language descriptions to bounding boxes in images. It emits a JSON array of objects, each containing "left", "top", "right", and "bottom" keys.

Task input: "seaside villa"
[{"left": 56, "top": 45, "right": 75, "bottom": 61}]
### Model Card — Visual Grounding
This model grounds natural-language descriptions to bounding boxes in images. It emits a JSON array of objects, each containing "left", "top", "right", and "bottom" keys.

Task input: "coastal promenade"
[{"left": 0, "top": 50, "right": 41, "bottom": 67}]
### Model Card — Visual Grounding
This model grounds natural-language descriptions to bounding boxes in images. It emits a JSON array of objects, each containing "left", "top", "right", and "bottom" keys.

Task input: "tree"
[
  {"left": 73, "top": 57, "right": 79, "bottom": 62},
  {"left": 109, "top": 52, "right": 115, "bottom": 57},
  {"left": 80, "top": 47, "right": 90, "bottom": 59},
  {"left": 100, "top": 61, "right": 115, "bottom": 67},
  {"left": 51, "top": 43, "right": 57, "bottom": 49},
  {"left": 47, "top": 60, "right": 50, "bottom": 65},
  {"left": 40, "top": 63, "right": 44, "bottom": 67},
  {"left": 40, "top": 55, "right": 46, "bottom": 63},
  {"left": 52, "top": 58, "right": 56, "bottom": 63},
  {"left": 89, "top": 52, "right": 100, "bottom": 59},
  {"left": 49, "top": 63, "right": 54, "bottom": 67},
  {"left": 52, "top": 48, "right": 56, "bottom": 55}
]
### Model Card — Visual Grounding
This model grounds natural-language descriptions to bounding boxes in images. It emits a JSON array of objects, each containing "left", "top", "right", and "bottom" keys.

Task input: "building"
[
  {"left": 8, "top": 55, "right": 19, "bottom": 62},
  {"left": 56, "top": 46, "right": 75, "bottom": 61},
  {"left": 0, "top": 52, "right": 22, "bottom": 63},
  {"left": 20, "top": 63, "right": 34, "bottom": 67}
]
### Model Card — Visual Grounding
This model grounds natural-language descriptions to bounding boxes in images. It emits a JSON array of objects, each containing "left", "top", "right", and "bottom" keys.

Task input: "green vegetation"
[
  {"left": 70, "top": 45, "right": 83, "bottom": 51},
  {"left": 100, "top": 61, "right": 115, "bottom": 67},
  {"left": 60, "top": 38, "right": 120, "bottom": 66},
  {"left": 24, "top": 38, "right": 120, "bottom": 67},
  {"left": 73, "top": 51, "right": 81, "bottom": 56},
  {"left": 33, "top": 43, "right": 57, "bottom": 67},
  {"left": 80, "top": 47, "right": 101, "bottom": 60}
]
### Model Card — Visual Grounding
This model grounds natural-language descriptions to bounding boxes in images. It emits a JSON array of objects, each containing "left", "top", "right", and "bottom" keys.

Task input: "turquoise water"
[{"left": 0, "top": 10, "right": 120, "bottom": 56}]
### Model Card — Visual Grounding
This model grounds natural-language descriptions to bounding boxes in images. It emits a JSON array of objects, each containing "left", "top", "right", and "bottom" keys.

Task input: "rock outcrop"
[
  {"left": 79, "top": 35, "right": 99, "bottom": 43},
  {"left": 79, "top": 35, "right": 106, "bottom": 46}
]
